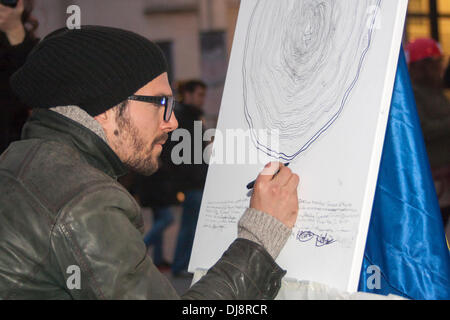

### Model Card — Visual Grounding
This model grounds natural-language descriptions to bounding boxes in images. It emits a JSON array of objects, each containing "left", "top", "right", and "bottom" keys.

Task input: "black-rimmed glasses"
[{"left": 128, "top": 95, "right": 175, "bottom": 122}]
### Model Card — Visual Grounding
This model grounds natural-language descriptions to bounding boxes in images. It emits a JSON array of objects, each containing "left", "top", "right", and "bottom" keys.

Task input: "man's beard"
[{"left": 113, "top": 110, "right": 168, "bottom": 176}]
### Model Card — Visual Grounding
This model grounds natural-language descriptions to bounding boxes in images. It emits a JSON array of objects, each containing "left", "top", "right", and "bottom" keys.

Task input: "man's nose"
[{"left": 168, "top": 112, "right": 178, "bottom": 132}]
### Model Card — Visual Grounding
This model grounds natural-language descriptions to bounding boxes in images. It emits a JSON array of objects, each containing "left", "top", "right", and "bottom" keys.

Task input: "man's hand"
[
  {"left": 0, "top": 0, "right": 25, "bottom": 45},
  {"left": 250, "top": 162, "right": 299, "bottom": 228}
]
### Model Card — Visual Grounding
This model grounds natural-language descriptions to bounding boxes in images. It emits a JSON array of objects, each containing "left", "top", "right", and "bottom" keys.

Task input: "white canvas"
[{"left": 189, "top": 0, "right": 408, "bottom": 292}]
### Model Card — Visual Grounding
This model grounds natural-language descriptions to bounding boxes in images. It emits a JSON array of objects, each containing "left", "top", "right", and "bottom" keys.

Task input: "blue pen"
[{"left": 246, "top": 163, "right": 290, "bottom": 189}]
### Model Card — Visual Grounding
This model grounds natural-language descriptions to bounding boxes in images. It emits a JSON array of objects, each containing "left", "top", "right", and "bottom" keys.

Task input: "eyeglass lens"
[{"left": 164, "top": 97, "right": 174, "bottom": 122}]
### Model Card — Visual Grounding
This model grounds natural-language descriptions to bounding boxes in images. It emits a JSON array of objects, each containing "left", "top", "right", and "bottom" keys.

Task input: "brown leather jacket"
[{"left": 0, "top": 109, "right": 285, "bottom": 299}]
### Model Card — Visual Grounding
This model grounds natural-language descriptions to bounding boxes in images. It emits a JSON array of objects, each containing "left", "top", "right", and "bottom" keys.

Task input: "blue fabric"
[
  {"left": 144, "top": 206, "right": 174, "bottom": 266},
  {"left": 172, "top": 189, "right": 203, "bottom": 274},
  {"left": 358, "top": 48, "right": 450, "bottom": 299}
]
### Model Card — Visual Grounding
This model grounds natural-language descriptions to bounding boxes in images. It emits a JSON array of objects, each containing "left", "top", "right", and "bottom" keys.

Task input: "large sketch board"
[{"left": 189, "top": 0, "right": 408, "bottom": 292}]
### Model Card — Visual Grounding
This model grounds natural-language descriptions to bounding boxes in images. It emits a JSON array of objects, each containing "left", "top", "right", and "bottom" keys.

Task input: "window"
[{"left": 406, "top": 0, "right": 450, "bottom": 56}]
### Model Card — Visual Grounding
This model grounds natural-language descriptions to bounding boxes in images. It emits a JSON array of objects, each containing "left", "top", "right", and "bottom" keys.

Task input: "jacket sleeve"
[
  {"left": 51, "top": 184, "right": 180, "bottom": 299},
  {"left": 51, "top": 184, "right": 285, "bottom": 299},
  {"left": 182, "top": 238, "right": 286, "bottom": 300}
]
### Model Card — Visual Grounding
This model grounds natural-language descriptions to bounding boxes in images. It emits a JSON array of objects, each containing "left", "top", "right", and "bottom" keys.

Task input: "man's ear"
[{"left": 94, "top": 109, "right": 111, "bottom": 125}]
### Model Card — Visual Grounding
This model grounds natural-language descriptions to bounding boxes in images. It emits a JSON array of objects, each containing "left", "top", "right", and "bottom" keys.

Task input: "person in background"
[
  {"left": 0, "top": 0, "right": 38, "bottom": 154},
  {"left": 406, "top": 38, "right": 450, "bottom": 232},
  {"left": 444, "top": 59, "right": 450, "bottom": 89},
  {"left": 132, "top": 159, "right": 179, "bottom": 271},
  {"left": 171, "top": 80, "right": 208, "bottom": 277}
]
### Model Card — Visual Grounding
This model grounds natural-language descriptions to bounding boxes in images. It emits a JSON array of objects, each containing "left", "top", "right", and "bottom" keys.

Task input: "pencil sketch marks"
[{"left": 243, "top": 0, "right": 382, "bottom": 161}]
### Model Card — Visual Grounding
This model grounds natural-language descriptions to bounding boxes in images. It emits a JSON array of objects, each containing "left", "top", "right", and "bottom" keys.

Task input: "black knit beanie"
[{"left": 10, "top": 26, "right": 168, "bottom": 117}]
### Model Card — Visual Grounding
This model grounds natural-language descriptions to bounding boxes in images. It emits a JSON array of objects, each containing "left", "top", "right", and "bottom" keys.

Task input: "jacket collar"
[{"left": 21, "top": 109, "right": 128, "bottom": 179}]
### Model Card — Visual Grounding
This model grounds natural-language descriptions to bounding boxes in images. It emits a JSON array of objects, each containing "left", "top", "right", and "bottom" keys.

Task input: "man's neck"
[{"left": 49, "top": 106, "right": 108, "bottom": 143}]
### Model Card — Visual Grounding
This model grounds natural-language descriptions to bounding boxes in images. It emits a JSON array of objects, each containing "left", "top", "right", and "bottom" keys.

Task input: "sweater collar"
[{"left": 21, "top": 109, "right": 127, "bottom": 179}]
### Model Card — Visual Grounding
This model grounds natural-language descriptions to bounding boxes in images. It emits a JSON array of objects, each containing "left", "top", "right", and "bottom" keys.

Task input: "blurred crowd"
[
  {"left": 406, "top": 38, "right": 450, "bottom": 235},
  {"left": 0, "top": 0, "right": 38, "bottom": 154}
]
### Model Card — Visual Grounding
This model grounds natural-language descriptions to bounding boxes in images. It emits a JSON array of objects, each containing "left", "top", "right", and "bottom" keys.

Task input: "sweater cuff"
[{"left": 238, "top": 208, "right": 292, "bottom": 259}]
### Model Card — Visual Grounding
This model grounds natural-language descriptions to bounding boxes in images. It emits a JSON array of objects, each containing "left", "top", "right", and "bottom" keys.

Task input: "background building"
[
  {"left": 406, "top": 0, "right": 450, "bottom": 55},
  {"left": 33, "top": 0, "right": 240, "bottom": 128}
]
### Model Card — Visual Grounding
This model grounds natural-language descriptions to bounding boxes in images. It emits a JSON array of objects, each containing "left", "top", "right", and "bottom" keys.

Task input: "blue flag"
[{"left": 358, "top": 47, "right": 450, "bottom": 299}]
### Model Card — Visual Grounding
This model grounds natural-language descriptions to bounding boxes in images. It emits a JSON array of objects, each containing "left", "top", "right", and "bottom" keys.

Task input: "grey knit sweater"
[{"left": 50, "top": 106, "right": 292, "bottom": 259}]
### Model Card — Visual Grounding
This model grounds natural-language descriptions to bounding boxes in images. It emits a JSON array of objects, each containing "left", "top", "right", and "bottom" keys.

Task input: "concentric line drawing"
[{"left": 243, "top": 0, "right": 382, "bottom": 161}]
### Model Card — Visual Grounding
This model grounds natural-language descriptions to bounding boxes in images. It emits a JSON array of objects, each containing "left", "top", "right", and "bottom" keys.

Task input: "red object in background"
[{"left": 406, "top": 38, "right": 443, "bottom": 64}]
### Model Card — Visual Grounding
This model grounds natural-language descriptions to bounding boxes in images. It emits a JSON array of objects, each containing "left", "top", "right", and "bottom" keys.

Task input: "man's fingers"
[
  {"left": 285, "top": 173, "right": 300, "bottom": 193},
  {"left": 255, "top": 162, "right": 282, "bottom": 183},
  {"left": 0, "top": 0, "right": 23, "bottom": 12},
  {"left": 16, "top": 0, "right": 24, "bottom": 11},
  {"left": 271, "top": 165, "right": 292, "bottom": 186}
]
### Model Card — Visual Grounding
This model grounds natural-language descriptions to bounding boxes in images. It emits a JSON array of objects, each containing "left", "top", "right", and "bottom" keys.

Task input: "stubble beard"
[{"left": 113, "top": 109, "right": 165, "bottom": 176}]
